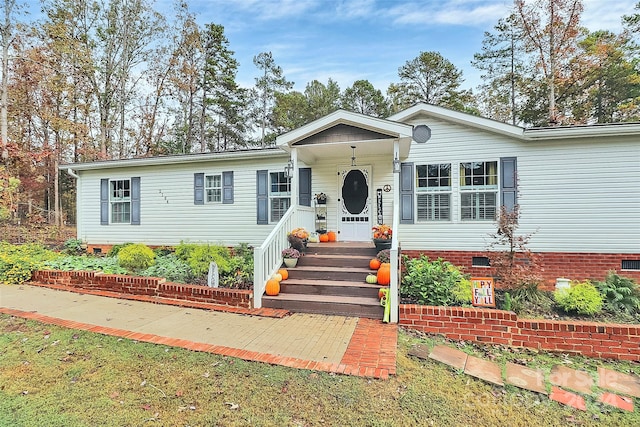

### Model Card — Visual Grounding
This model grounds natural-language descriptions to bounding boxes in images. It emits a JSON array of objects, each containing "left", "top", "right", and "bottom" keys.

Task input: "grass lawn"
[{"left": 0, "top": 314, "right": 638, "bottom": 426}]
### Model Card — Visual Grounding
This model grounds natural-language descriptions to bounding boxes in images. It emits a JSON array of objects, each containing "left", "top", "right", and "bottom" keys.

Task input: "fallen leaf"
[
  {"left": 110, "top": 392, "right": 120, "bottom": 399},
  {"left": 141, "top": 404, "right": 152, "bottom": 411},
  {"left": 175, "top": 390, "right": 184, "bottom": 397}
]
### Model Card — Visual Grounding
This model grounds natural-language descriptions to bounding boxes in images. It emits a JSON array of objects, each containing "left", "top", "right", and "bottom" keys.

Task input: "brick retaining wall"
[
  {"left": 401, "top": 250, "right": 640, "bottom": 291},
  {"left": 31, "top": 270, "right": 252, "bottom": 309},
  {"left": 399, "top": 304, "right": 640, "bottom": 362}
]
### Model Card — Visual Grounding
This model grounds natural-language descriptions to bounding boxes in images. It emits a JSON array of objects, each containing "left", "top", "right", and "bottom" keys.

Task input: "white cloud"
[{"left": 385, "top": 0, "right": 511, "bottom": 27}]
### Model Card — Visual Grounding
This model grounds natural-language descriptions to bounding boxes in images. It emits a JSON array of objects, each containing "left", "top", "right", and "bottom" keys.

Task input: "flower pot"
[
  {"left": 283, "top": 258, "right": 298, "bottom": 268},
  {"left": 373, "top": 238, "right": 392, "bottom": 252}
]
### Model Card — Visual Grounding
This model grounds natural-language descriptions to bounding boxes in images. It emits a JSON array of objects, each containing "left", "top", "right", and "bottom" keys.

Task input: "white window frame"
[
  {"left": 459, "top": 161, "right": 498, "bottom": 221},
  {"left": 416, "top": 163, "right": 452, "bottom": 221},
  {"left": 205, "top": 174, "right": 222, "bottom": 203},
  {"left": 269, "top": 171, "right": 291, "bottom": 222},
  {"left": 110, "top": 179, "right": 131, "bottom": 224}
]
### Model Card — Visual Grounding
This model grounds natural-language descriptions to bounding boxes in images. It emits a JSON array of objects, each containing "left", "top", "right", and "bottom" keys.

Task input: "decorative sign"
[
  {"left": 376, "top": 188, "right": 383, "bottom": 224},
  {"left": 471, "top": 277, "right": 495, "bottom": 307},
  {"left": 383, "top": 184, "right": 391, "bottom": 192}
]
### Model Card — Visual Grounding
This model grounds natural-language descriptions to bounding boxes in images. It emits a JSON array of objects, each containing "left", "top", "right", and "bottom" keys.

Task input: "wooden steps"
[{"left": 262, "top": 242, "right": 384, "bottom": 319}]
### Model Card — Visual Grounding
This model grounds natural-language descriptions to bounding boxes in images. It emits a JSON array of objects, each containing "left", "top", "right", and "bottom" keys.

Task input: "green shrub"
[
  {"left": 63, "top": 238, "right": 85, "bottom": 255},
  {"left": 140, "top": 254, "right": 194, "bottom": 283},
  {"left": 44, "top": 255, "right": 128, "bottom": 275},
  {"left": 554, "top": 281, "right": 603, "bottom": 315},
  {"left": 117, "top": 243, "right": 155, "bottom": 271},
  {"left": 107, "top": 242, "right": 134, "bottom": 258},
  {"left": 0, "top": 242, "right": 60, "bottom": 285},
  {"left": 175, "top": 242, "right": 231, "bottom": 277},
  {"left": 401, "top": 256, "right": 467, "bottom": 306},
  {"left": 595, "top": 271, "right": 640, "bottom": 314},
  {"left": 219, "top": 243, "right": 254, "bottom": 289},
  {"left": 451, "top": 278, "right": 472, "bottom": 305}
]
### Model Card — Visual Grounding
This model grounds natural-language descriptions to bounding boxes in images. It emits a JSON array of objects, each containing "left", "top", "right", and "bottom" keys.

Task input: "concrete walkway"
[{"left": 0, "top": 284, "right": 396, "bottom": 379}]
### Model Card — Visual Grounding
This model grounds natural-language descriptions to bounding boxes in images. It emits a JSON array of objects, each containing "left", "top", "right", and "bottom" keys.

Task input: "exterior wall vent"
[
  {"left": 472, "top": 256, "right": 491, "bottom": 267},
  {"left": 621, "top": 260, "right": 640, "bottom": 270}
]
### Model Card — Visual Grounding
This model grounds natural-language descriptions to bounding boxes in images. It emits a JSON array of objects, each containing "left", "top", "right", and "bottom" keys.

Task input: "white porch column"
[
  {"left": 291, "top": 147, "right": 298, "bottom": 208},
  {"left": 390, "top": 139, "right": 400, "bottom": 323}
]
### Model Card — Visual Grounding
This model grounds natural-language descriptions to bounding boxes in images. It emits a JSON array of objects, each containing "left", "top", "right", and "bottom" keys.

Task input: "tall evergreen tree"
[
  {"left": 394, "top": 51, "right": 474, "bottom": 111},
  {"left": 253, "top": 51, "right": 293, "bottom": 146},
  {"left": 472, "top": 15, "right": 527, "bottom": 124},
  {"left": 341, "top": 80, "right": 389, "bottom": 117}
]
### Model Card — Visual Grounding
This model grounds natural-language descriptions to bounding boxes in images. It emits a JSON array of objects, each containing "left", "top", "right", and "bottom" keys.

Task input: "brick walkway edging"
[
  {"left": 399, "top": 304, "right": 640, "bottom": 361},
  {"left": 31, "top": 270, "right": 252, "bottom": 309},
  {"left": 0, "top": 307, "right": 396, "bottom": 380}
]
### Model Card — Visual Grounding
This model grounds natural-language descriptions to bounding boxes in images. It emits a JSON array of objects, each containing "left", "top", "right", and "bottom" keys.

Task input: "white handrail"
[
  {"left": 253, "top": 206, "right": 296, "bottom": 308},
  {"left": 253, "top": 206, "right": 315, "bottom": 308}
]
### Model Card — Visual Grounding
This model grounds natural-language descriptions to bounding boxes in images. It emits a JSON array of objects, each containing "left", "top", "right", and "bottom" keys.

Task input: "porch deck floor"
[{"left": 0, "top": 284, "right": 397, "bottom": 379}]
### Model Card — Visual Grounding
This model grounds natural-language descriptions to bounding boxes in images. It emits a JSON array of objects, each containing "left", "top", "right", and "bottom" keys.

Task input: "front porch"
[{"left": 254, "top": 111, "right": 414, "bottom": 322}]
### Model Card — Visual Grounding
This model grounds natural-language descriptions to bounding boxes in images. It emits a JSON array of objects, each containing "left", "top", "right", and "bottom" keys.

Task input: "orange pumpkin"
[
  {"left": 277, "top": 268, "right": 289, "bottom": 280},
  {"left": 265, "top": 278, "right": 280, "bottom": 296},
  {"left": 369, "top": 258, "right": 381, "bottom": 270},
  {"left": 377, "top": 263, "right": 391, "bottom": 285},
  {"left": 327, "top": 231, "right": 337, "bottom": 242},
  {"left": 319, "top": 233, "right": 329, "bottom": 242}
]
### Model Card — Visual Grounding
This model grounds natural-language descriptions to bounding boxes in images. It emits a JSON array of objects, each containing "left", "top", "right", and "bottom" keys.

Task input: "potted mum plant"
[
  {"left": 372, "top": 224, "right": 393, "bottom": 251},
  {"left": 282, "top": 247, "right": 301, "bottom": 268}
]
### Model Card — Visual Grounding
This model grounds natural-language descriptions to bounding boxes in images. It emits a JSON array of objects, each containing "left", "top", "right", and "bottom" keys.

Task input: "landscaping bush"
[
  {"left": 107, "top": 242, "right": 133, "bottom": 258},
  {"left": 175, "top": 242, "right": 231, "bottom": 277},
  {"left": 219, "top": 243, "right": 254, "bottom": 289},
  {"left": 451, "top": 278, "right": 472, "bottom": 305},
  {"left": 401, "top": 256, "right": 467, "bottom": 306},
  {"left": 595, "top": 271, "right": 640, "bottom": 314},
  {"left": 63, "top": 238, "right": 85, "bottom": 255},
  {"left": 139, "top": 254, "right": 194, "bottom": 283},
  {"left": 0, "top": 242, "right": 60, "bottom": 285},
  {"left": 44, "top": 255, "right": 128, "bottom": 275},
  {"left": 117, "top": 243, "right": 155, "bottom": 271},
  {"left": 554, "top": 281, "right": 603, "bottom": 315}
]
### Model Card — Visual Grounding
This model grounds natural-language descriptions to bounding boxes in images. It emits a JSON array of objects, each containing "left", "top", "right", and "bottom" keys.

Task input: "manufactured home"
[{"left": 63, "top": 104, "right": 640, "bottom": 322}]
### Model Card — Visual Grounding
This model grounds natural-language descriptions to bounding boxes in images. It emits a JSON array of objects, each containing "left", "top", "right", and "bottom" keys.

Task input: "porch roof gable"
[{"left": 276, "top": 109, "right": 413, "bottom": 164}]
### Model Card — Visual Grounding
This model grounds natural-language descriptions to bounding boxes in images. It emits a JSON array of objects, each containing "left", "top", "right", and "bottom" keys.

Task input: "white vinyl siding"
[
  {"left": 76, "top": 156, "right": 290, "bottom": 247},
  {"left": 396, "top": 114, "right": 640, "bottom": 253}
]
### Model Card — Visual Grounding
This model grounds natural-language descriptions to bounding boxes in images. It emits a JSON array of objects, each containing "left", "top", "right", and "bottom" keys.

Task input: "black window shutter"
[
  {"left": 100, "top": 179, "right": 109, "bottom": 225},
  {"left": 194, "top": 173, "right": 204, "bottom": 205},
  {"left": 400, "top": 162, "right": 414, "bottom": 224},
  {"left": 298, "top": 167, "right": 312, "bottom": 207},
  {"left": 222, "top": 171, "right": 234, "bottom": 204},
  {"left": 131, "top": 177, "right": 141, "bottom": 225},
  {"left": 500, "top": 157, "right": 517, "bottom": 212},
  {"left": 256, "top": 170, "right": 268, "bottom": 224}
]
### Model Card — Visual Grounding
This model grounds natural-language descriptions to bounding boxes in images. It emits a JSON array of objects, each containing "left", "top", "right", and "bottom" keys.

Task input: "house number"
[{"left": 383, "top": 185, "right": 391, "bottom": 192}]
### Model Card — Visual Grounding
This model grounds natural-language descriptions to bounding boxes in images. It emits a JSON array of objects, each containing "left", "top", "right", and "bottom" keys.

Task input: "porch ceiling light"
[{"left": 351, "top": 146, "right": 357, "bottom": 166}]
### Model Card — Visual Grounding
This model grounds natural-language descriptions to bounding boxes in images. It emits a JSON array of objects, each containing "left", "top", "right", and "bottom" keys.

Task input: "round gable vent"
[{"left": 413, "top": 125, "right": 431, "bottom": 143}]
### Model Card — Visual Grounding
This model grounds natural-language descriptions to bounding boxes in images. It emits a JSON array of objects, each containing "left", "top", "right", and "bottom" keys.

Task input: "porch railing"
[{"left": 253, "top": 205, "right": 314, "bottom": 308}]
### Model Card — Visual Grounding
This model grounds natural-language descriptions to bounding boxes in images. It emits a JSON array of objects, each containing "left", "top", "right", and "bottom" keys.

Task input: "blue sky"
[{"left": 182, "top": 0, "right": 637, "bottom": 92}]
